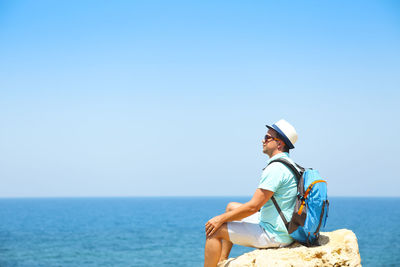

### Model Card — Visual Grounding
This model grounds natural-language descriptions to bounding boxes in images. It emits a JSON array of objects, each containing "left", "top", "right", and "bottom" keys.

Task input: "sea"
[{"left": 0, "top": 197, "right": 399, "bottom": 267}]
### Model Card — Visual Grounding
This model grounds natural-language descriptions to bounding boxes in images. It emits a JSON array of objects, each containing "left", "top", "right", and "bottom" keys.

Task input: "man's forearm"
[
  {"left": 220, "top": 202, "right": 259, "bottom": 222},
  {"left": 218, "top": 189, "right": 272, "bottom": 224}
]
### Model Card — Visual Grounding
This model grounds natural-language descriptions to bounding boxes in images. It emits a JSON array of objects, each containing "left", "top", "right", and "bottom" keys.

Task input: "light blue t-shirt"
[{"left": 258, "top": 152, "right": 298, "bottom": 244}]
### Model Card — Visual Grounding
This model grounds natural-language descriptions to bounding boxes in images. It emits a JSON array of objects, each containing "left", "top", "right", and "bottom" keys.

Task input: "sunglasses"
[{"left": 264, "top": 135, "right": 281, "bottom": 142}]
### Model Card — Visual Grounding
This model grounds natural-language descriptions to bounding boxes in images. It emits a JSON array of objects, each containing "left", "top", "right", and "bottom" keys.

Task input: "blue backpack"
[{"left": 268, "top": 158, "right": 329, "bottom": 246}]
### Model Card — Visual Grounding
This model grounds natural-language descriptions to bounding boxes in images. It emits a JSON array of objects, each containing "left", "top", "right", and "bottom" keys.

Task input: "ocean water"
[{"left": 0, "top": 197, "right": 399, "bottom": 266}]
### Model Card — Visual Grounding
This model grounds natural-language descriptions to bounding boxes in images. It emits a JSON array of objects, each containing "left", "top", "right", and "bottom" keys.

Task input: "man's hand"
[
  {"left": 204, "top": 189, "right": 273, "bottom": 238},
  {"left": 205, "top": 215, "right": 224, "bottom": 237}
]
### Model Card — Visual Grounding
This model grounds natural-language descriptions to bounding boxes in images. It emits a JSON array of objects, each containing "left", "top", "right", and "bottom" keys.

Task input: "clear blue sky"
[{"left": 1, "top": 0, "right": 399, "bottom": 197}]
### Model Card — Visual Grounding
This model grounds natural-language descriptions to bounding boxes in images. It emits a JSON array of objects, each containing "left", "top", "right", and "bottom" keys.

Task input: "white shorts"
[{"left": 227, "top": 212, "right": 289, "bottom": 248}]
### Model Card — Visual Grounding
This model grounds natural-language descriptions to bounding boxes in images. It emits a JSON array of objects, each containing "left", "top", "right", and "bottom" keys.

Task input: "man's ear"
[{"left": 279, "top": 140, "right": 284, "bottom": 148}]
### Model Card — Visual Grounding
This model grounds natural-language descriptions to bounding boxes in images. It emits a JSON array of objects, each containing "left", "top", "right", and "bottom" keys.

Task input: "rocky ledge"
[{"left": 218, "top": 229, "right": 361, "bottom": 267}]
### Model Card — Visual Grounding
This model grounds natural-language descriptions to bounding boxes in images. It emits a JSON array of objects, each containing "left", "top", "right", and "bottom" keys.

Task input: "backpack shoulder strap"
[
  {"left": 270, "top": 196, "right": 290, "bottom": 231},
  {"left": 268, "top": 158, "right": 303, "bottom": 181},
  {"left": 266, "top": 158, "right": 303, "bottom": 233}
]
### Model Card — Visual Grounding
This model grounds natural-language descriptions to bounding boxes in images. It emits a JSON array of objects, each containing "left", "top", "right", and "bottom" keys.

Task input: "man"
[{"left": 204, "top": 119, "right": 299, "bottom": 267}]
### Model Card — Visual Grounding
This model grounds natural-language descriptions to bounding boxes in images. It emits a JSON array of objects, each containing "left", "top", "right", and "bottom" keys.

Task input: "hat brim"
[{"left": 266, "top": 124, "right": 295, "bottom": 149}]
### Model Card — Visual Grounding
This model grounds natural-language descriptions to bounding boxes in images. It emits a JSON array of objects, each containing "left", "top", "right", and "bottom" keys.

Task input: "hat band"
[{"left": 271, "top": 124, "right": 295, "bottom": 149}]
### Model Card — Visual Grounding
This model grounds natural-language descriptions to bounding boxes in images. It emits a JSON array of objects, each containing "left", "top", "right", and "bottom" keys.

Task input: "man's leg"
[
  {"left": 204, "top": 223, "right": 231, "bottom": 267},
  {"left": 219, "top": 202, "right": 243, "bottom": 262}
]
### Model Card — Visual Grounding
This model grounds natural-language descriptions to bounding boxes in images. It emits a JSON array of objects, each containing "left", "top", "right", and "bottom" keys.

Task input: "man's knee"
[
  {"left": 226, "top": 202, "right": 242, "bottom": 212},
  {"left": 207, "top": 223, "right": 230, "bottom": 241}
]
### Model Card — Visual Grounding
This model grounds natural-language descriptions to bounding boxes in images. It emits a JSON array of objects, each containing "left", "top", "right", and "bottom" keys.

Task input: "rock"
[{"left": 218, "top": 229, "right": 361, "bottom": 267}]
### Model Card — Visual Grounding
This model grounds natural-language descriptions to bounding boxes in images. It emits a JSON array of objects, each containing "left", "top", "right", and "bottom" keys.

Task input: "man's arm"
[{"left": 205, "top": 188, "right": 273, "bottom": 237}]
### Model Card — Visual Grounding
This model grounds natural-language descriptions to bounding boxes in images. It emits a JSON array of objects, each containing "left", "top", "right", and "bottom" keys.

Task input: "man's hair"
[{"left": 282, "top": 143, "right": 290, "bottom": 153}]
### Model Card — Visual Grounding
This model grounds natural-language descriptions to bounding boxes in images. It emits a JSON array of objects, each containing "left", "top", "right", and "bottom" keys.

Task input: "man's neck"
[{"left": 269, "top": 150, "right": 285, "bottom": 158}]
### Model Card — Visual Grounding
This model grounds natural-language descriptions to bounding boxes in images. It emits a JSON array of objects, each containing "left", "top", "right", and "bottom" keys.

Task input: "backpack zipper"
[{"left": 297, "top": 180, "right": 327, "bottom": 215}]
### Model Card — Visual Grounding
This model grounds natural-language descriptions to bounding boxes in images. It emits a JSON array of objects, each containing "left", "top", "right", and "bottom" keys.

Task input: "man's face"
[{"left": 262, "top": 129, "right": 280, "bottom": 155}]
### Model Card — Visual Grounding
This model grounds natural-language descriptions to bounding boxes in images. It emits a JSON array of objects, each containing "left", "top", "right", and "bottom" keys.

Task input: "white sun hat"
[{"left": 266, "top": 119, "right": 298, "bottom": 149}]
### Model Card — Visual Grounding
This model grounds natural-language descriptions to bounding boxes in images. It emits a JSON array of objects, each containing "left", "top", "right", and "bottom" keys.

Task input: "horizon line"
[{"left": 0, "top": 195, "right": 399, "bottom": 199}]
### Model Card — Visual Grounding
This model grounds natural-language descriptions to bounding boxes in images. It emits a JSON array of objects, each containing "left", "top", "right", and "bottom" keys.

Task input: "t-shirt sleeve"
[{"left": 258, "top": 163, "right": 283, "bottom": 192}]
